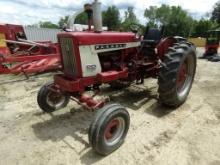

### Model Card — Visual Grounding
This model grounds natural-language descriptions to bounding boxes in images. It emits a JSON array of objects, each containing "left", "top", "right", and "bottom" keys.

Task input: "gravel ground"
[{"left": 0, "top": 48, "right": 220, "bottom": 165}]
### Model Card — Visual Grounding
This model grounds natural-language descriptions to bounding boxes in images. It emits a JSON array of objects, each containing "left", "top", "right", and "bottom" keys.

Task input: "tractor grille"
[{"left": 60, "top": 38, "right": 77, "bottom": 77}]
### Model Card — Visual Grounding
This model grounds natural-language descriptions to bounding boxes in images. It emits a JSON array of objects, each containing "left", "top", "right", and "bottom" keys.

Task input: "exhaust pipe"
[
  {"left": 92, "top": 0, "right": 103, "bottom": 32},
  {"left": 66, "top": 0, "right": 103, "bottom": 32}
]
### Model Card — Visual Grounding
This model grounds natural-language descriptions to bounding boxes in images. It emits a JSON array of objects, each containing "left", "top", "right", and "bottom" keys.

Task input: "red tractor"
[{"left": 37, "top": 1, "right": 197, "bottom": 155}]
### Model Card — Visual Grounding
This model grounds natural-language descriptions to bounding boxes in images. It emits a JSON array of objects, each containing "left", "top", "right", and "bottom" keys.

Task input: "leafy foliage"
[
  {"left": 30, "top": 3, "right": 219, "bottom": 38},
  {"left": 102, "top": 6, "right": 121, "bottom": 31},
  {"left": 75, "top": 12, "right": 88, "bottom": 24},
  {"left": 211, "top": 1, "right": 220, "bottom": 23},
  {"left": 58, "top": 13, "right": 88, "bottom": 28},
  {"left": 38, "top": 21, "right": 59, "bottom": 29},
  {"left": 191, "top": 19, "right": 218, "bottom": 37},
  {"left": 58, "top": 16, "right": 69, "bottom": 28},
  {"left": 144, "top": 5, "right": 194, "bottom": 37},
  {"left": 121, "top": 7, "right": 140, "bottom": 32}
]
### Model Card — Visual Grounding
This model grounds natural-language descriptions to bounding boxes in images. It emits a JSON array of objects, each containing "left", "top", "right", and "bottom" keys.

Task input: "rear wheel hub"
[{"left": 177, "top": 62, "right": 187, "bottom": 90}]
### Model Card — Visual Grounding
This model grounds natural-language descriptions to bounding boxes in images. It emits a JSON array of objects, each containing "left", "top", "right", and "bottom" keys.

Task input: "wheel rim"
[
  {"left": 46, "top": 90, "right": 65, "bottom": 109},
  {"left": 104, "top": 117, "right": 125, "bottom": 146},
  {"left": 176, "top": 54, "right": 195, "bottom": 97},
  {"left": 177, "top": 62, "right": 187, "bottom": 90}
]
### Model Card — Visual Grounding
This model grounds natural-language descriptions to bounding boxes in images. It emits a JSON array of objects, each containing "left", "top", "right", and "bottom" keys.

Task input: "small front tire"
[
  {"left": 37, "top": 82, "right": 70, "bottom": 113},
  {"left": 89, "top": 103, "right": 130, "bottom": 156}
]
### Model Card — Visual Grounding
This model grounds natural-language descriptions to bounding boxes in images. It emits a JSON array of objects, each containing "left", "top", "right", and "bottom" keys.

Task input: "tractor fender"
[
  {"left": 156, "top": 36, "right": 184, "bottom": 60},
  {"left": 173, "top": 36, "right": 187, "bottom": 42}
]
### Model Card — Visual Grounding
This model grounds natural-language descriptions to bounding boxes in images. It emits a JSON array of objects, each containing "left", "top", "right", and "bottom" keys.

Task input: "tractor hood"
[{"left": 58, "top": 31, "right": 138, "bottom": 45}]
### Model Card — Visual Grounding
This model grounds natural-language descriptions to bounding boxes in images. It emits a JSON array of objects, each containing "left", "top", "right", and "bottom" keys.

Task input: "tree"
[
  {"left": 58, "top": 16, "right": 69, "bottom": 28},
  {"left": 144, "top": 5, "right": 194, "bottom": 37},
  {"left": 191, "top": 19, "right": 218, "bottom": 37},
  {"left": 144, "top": 6, "right": 158, "bottom": 28},
  {"left": 58, "top": 7, "right": 121, "bottom": 31},
  {"left": 75, "top": 12, "right": 88, "bottom": 24},
  {"left": 211, "top": 1, "right": 220, "bottom": 24},
  {"left": 125, "top": 7, "right": 139, "bottom": 23},
  {"left": 58, "top": 13, "right": 88, "bottom": 28},
  {"left": 38, "top": 21, "right": 59, "bottom": 29},
  {"left": 102, "top": 6, "right": 121, "bottom": 31},
  {"left": 121, "top": 7, "right": 140, "bottom": 31}
]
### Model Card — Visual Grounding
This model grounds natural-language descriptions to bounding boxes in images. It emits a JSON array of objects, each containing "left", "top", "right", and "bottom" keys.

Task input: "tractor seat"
[{"left": 142, "top": 28, "right": 164, "bottom": 46}]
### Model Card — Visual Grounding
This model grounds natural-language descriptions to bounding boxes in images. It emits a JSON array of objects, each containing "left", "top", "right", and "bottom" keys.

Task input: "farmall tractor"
[{"left": 37, "top": 1, "right": 197, "bottom": 155}]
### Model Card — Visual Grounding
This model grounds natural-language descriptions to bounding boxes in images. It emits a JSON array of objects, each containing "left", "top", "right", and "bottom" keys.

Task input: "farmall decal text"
[{"left": 95, "top": 44, "right": 126, "bottom": 50}]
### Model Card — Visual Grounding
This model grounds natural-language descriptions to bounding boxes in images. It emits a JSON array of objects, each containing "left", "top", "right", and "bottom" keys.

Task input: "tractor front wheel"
[
  {"left": 37, "top": 82, "right": 70, "bottom": 113},
  {"left": 89, "top": 103, "right": 130, "bottom": 155},
  {"left": 158, "top": 42, "right": 197, "bottom": 107}
]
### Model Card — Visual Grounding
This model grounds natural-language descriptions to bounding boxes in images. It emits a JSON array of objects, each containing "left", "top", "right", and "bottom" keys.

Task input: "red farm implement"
[
  {"left": 201, "top": 30, "right": 220, "bottom": 62},
  {"left": 0, "top": 24, "right": 61, "bottom": 76}
]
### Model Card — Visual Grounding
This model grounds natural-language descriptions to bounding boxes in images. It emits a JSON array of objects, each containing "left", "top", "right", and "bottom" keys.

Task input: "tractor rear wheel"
[
  {"left": 158, "top": 42, "right": 197, "bottom": 107},
  {"left": 37, "top": 82, "right": 70, "bottom": 113},
  {"left": 89, "top": 103, "right": 130, "bottom": 155}
]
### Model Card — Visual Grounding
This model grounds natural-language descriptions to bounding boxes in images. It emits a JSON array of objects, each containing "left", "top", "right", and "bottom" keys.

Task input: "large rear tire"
[
  {"left": 89, "top": 103, "right": 130, "bottom": 156},
  {"left": 37, "top": 82, "right": 70, "bottom": 113},
  {"left": 158, "top": 42, "right": 197, "bottom": 107}
]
